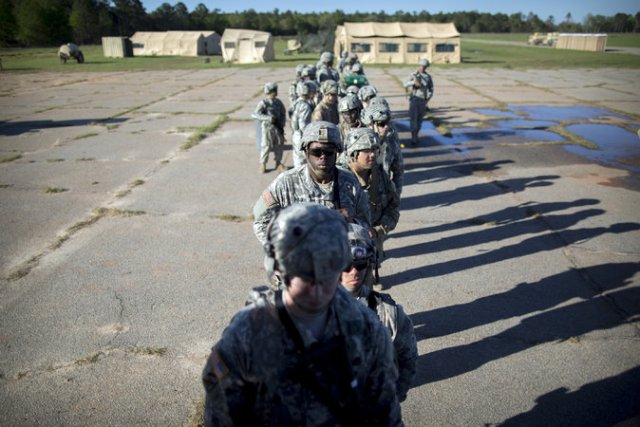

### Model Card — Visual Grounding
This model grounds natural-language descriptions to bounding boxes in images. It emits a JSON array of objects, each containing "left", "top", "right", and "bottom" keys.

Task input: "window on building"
[
  {"left": 351, "top": 42, "right": 371, "bottom": 53},
  {"left": 407, "top": 43, "right": 427, "bottom": 53},
  {"left": 379, "top": 43, "right": 399, "bottom": 53},
  {"left": 254, "top": 41, "right": 266, "bottom": 48},
  {"left": 435, "top": 43, "right": 456, "bottom": 53}
]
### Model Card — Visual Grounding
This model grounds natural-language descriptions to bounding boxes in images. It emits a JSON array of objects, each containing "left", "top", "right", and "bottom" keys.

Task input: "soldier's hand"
[{"left": 337, "top": 208, "right": 352, "bottom": 222}]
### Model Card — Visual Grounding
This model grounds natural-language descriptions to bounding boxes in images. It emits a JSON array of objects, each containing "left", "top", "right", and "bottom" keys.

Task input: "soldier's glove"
[{"left": 373, "top": 225, "right": 386, "bottom": 238}]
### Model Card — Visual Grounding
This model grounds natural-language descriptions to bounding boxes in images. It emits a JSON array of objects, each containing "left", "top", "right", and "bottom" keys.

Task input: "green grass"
[{"left": 1, "top": 34, "right": 639, "bottom": 73}]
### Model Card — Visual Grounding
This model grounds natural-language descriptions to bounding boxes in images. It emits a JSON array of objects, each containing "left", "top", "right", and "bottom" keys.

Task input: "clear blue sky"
[{"left": 140, "top": 0, "right": 638, "bottom": 23}]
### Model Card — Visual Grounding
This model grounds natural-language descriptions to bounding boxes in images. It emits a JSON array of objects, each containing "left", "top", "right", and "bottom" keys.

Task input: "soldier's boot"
[
  {"left": 411, "top": 131, "right": 419, "bottom": 145},
  {"left": 259, "top": 163, "right": 267, "bottom": 174},
  {"left": 276, "top": 163, "right": 287, "bottom": 173}
]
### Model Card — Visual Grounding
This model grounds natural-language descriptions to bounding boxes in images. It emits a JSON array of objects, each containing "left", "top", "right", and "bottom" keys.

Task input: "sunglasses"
[
  {"left": 307, "top": 148, "right": 337, "bottom": 158},
  {"left": 375, "top": 121, "right": 389, "bottom": 128},
  {"left": 343, "top": 261, "right": 369, "bottom": 272}
]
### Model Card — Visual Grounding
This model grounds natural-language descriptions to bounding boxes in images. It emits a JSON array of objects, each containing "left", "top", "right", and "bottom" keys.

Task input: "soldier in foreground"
[
  {"left": 341, "top": 222, "right": 417, "bottom": 402},
  {"left": 203, "top": 203, "right": 403, "bottom": 426},
  {"left": 253, "top": 121, "right": 370, "bottom": 244},
  {"left": 252, "top": 82, "right": 287, "bottom": 173},
  {"left": 403, "top": 58, "right": 434, "bottom": 145}
]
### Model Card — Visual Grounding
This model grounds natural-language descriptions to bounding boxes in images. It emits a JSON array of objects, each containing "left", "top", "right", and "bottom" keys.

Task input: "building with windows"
[
  {"left": 334, "top": 22, "right": 460, "bottom": 65},
  {"left": 220, "top": 29, "right": 275, "bottom": 63},
  {"left": 130, "top": 31, "right": 221, "bottom": 56}
]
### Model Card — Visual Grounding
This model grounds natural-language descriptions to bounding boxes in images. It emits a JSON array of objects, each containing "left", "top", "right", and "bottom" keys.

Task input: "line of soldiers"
[{"left": 203, "top": 54, "right": 435, "bottom": 425}]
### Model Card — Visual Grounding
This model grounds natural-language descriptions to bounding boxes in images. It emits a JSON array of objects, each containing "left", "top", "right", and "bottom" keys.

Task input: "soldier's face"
[
  {"left": 342, "top": 109, "right": 358, "bottom": 125},
  {"left": 306, "top": 142, "right": 337, "bottom": 181},
  {"left": 286, "top": 273, "right": 340, "bottom": 314},
  {"left": 354, "top": 149, "right": 377, "bottom": 170},
  {"left": 324, "top": 93, "right": 337, "bottom": 105},
  {"left": 341, "top": 262, "right": 368, "bottom": 291}
]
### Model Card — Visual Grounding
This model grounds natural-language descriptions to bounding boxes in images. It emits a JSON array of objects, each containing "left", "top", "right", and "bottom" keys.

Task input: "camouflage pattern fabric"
[
  {"left": 252, "top": 164, "right": 371, "bottom": 244},
  {"left": 352, "top": 285, "right": 417, "bottom": 402},
  {"left": 290, "top": 98, "right": 314, "bottom": 167},
  {"left": 377, "top": 125, "right": 405, "bottom": 195},
  {"left": 252, "top": 97, "right": 287, "bottom": 165},
  {"left": 202, "top": 286, "right": 403, "bottom": 426},
  {"left": 404, "top": 71, "right": 434, "bottom": 137}
]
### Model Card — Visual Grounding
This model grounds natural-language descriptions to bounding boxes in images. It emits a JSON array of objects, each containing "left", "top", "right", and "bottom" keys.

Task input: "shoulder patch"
[
  {"left": 210, "top": 349, "right": 230, "bottom": 380},
  {"left": 263, "top": 191, "right": 276, "bottom": 207}
]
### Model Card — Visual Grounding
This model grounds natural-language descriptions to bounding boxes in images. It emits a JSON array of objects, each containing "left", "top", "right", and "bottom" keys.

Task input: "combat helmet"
[
  {"left": 301, "top": 65, "right": 317, "bottom": 79},
  {"left": 419, "top": 58, "right": 430, "bottom": 67},
  {"left": 300, "top": 121, "right": 342, "bottom": 152},
  {"left": 296, "top": 80, "right": 317, "bottom": 97},
  {"left": 347, "top": 223, "right": 375, "bottom": 264},
  {"left": 345, "top": 127, "right": 379, "bottom": 159},
  {"left": 361, "top": 102, "right": 391, "bottom": 126},
  {"left": 320, "top": 51, "right": 334, "bottom": 65},
  {"left": 338, "top": 94, "right": 362, "bottom": 113},
  {"left": 295, "top": 64, "right": 305, "bottom": 77},
  {"left": 264, "top": 203, "right": 350, "bottom": 283},
  {"left": 357, "top": 85, "right": 377, "bottom": 103},
  {"left": 264, "top": 82, "right": 278, "bottom": 94},
  {"left": 321, "top": 80, "right": 339, "bottom": 96}
]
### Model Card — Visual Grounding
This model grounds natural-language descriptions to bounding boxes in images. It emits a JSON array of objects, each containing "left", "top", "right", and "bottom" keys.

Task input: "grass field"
[{"left": 1, "top": 35, "right": 638, "bottom": 73}]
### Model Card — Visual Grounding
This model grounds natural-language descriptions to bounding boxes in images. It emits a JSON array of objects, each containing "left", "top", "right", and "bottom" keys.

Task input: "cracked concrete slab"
[{"left": 0, "top": 66, "right": 639, "bottom": 426}]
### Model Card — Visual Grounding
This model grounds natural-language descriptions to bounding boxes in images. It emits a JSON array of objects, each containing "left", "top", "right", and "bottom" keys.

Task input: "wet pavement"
[{"left": 0, "top": 66, "right": 639, "bottom": 426}]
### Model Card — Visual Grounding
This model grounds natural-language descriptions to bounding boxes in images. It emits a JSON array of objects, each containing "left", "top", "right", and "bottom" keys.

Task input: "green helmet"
[
  {"left": 346, "top": 127, "right": 379, "bottom": 158},
  {"left": 265, "top": 203, "right": 350, "bottom": 283},
  {"left": 338, "top": 94, "right": 362, "bottom": 113},
  {"left": 301, "top": 121, "right": 343, "bottom": 152}
]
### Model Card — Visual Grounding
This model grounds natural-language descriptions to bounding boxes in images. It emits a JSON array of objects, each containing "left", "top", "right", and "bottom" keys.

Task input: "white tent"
[
  {"left": 334, "top": 22, "right": 461, "bottom": 64},
  {"left": 220, "top": 29, "right": 274, "bottom": 63},
  {"left": 130, "top": 31, "right": 221, "bottom": 56}
]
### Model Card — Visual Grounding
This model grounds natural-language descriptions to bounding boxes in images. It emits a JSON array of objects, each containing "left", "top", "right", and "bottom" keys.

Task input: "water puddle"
[
  {"left": 474, "top": 109, "right": 520, "bottom": 119},
  {"left": 491, "top": 119, "right": 558, "bottom": 129},
  {"left": 564, "top": 124, "right": 640, "bottom": 172},
  {"left": 508, "top": 105, "right": 631, "bottom": 122}
]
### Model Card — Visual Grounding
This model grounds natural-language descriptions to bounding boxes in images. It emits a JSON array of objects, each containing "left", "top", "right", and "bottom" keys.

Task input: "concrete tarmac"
[{"left": 1, "top": 66, "right": 639, "bottom": 426}]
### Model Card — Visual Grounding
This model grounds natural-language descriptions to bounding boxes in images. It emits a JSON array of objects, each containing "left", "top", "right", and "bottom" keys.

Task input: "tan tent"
[
  {"left": 102, "top": 37, "right": 133, "bottom": 57},
  {"left": 556, "top": 33, "right": 607, "bottom": 52},
  {"left": 334, "top": 22, "right": 460, "bottom": 64},
  {"left": 220, "top": 29, "right": 275, "bottom": 63},
  {"left": 130, "top": 31, "right": 221, "bottom": 56}
]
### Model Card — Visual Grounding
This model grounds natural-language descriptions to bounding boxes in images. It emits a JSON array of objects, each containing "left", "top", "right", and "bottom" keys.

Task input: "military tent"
[
  {"left": 130, "top": 31, "right": 221, "bottom": 56},
  {"left": 220, "top": 29, "right": 275, "bottom": 63},
  {"left": 556, "top": 33, "right": 607, "bottom": 52},
  {"left": 334, "top": 22, "right": 460, "bottom": 64}
]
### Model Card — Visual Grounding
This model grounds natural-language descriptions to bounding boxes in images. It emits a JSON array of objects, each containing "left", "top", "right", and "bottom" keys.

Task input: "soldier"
[
  {"left": 288, "top": 64, "right": 305, "bottom": 105},
  {"left": 317, "top": 51, "right": 340, "bottom": 83},
  {"left": 253, "top": 121, "right": 371, "bottom": 244},
  {"left": 312, "top": 80, "right": 339, "bottom": 125},
  {"left": 203, "top": 203, "right": 402, "bottom": 426},
  {"left": 404, "top": 58, "right": 434, "bottom": 145},
  {"left": 344, "top": 127, "right": 400, "bottom": 286},
  {"left": 342, "top": 222, "right": 417, "bottom": 402},
  {"left": 337, "top": 94, "right": 365, "bottom": 167},
  {"left": 366, "top": 102, "right": 404, "bottom": 195},
  {"left": 252, "top": 82, "right": 287, "bottom": 174},
  {"left": 290, "top": 81, "right": 316, "bottom": 168},
  {"left": 337, "top": 51, "right": 349, "bottom": 74}
]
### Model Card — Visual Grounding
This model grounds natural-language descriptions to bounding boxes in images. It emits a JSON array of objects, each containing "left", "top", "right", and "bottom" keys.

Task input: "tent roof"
[
  {"left": 221, "top": 28, "right": 272, "bottom": 40},
  {"left": 131, "top": 31, "right": 218, "bottom": 41},
  {"left": 341, "top": 22, "right": 460, "bottom": 38}
]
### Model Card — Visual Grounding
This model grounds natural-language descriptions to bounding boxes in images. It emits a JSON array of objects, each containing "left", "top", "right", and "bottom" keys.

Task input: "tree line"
[{"left": 1, "top": 0, "right": 639, "bottom": 47}]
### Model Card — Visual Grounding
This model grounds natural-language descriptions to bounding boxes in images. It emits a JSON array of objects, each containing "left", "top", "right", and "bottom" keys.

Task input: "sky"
[{"left": 140, "top": 0, "right": 639, "bottom": 23}]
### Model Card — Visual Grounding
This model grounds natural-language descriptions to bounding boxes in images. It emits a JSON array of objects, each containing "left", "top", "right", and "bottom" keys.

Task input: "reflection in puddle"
[
  {"left": 393, "top": 105, "right": 639, "bottom": 173},
  {"left": 564, "top": 124, "right": 640, "bottom": 172}
]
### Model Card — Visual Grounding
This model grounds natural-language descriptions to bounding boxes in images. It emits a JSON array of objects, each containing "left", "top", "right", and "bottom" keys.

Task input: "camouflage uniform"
[
  {"left": 311, "top": 81, "right": 339, "bottom": 125},
  {"left": 252, "top": 163, "right": 371, "bottom": 244},
  {"left": 366, "top": 102, "right": 404, "bottom": 195},
  {"left": 404, "top": 59, "right": 434, "bottom": 144},
  {"left": 345, "top": 128, "right": 400, "bottom": 262},
  {"left": 204, "top": 204, "right": 402, "bottom": 426},
  {"left": 290, "top": 81, "right": 315, "bottom": 168},
  {"left": 317, "top": 52, "right": 340, "bottom": 83},
  {"left": 203, "top": 286, "right": 402, "bottom": 426},
  {"left": 342, "top": 223, "right": 417, "bottom": 402},
  {"left": 252, "top": 83, "right": 287, "bottom": 171},
  {"left": 337, "top": 95, "right": 364, "bottom": 166}
]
